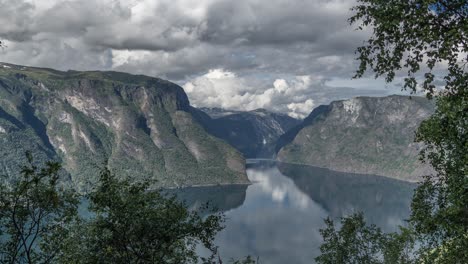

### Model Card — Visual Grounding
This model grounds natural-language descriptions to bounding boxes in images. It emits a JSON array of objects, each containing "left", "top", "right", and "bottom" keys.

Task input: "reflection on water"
[
  {"left": 183, "top": 161, "right": 415, "bottom": 263},
  {"left": 278, "top": 162, "right": 416, "bottom": 230},
  {"left": 166, "top": 184, "right": 247, "bottom": 213}
]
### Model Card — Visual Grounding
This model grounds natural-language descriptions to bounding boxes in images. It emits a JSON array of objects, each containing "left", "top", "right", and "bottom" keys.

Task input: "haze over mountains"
[
  {"left": 0, "top": 63, "right": 435, "bottom": 188},
  {"left": 195, "top": 107, "right": 300, "bottom": 158}
]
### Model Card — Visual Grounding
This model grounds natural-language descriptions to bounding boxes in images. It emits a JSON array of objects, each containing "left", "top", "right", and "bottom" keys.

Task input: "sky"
[{"left": 0, "top": 0, "right": 416, "bottom": 118}]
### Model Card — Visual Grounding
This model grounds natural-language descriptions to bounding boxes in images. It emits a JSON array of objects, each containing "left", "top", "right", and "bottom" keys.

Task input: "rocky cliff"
[
  {"left": 0, "top": 63, "right": 248, "bottom": 192},
  {"left": 277, "top": 95, "right": 435, "bottom": 181}
]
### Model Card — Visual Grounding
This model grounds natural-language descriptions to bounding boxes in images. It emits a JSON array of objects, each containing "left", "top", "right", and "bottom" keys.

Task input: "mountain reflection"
[
  {"left": 185, "top": 161, "right": 414, "bottom": 263},
  {"left": 166, "top": 185, "right": 248, "bottom": 213},
  {"left": 277, "top": 162, "right": 415, "bottom": 231}
]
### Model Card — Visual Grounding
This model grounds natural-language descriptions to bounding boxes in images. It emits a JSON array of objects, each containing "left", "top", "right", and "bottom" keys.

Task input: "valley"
[
  {"left": 0, "top": 63, "right": 436, "bottom": 263},
  {"left": 0, "top": 63, "right": 435, "bottom": 189}
]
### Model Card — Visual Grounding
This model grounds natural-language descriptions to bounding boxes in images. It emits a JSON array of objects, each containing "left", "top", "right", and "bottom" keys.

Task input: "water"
[{"left": 175, "top": 160, "right": 415, "bottom": 263}]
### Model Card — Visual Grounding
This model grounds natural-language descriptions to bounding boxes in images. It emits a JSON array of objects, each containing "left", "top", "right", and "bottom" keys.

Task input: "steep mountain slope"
[
  {"left": 277, "top": 95, "right": 435, "bottom": 181},
  {"left": 0, "top": 63, "right": 248, "bottom": 192},
  {"left": 194, "top": 108, "right": 300, "bottom": 158}
]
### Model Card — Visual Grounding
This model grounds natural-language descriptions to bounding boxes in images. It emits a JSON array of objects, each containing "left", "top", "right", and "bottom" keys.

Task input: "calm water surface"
[{"left": 176, "top": 160, "right": 415, "bottom": 263}]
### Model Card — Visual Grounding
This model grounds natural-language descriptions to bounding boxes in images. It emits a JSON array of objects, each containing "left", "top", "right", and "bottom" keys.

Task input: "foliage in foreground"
[
  {"left": 0, "top": 157, "right": 256, "bottom": 263},
  {"left": 411, "top": 94, "right": 467, "bottom": 263},
  {"left": 317, "top": 1, "right": 467, "bottom": 263},
  {"left": 316, "top": 213, "right": 415, "bottom": 264},
  {"left": 57, "top": 168, "right": 224, "bottom": 264},
  {"left": 0, "top": 152, "right": 79, "bottom": 263}
]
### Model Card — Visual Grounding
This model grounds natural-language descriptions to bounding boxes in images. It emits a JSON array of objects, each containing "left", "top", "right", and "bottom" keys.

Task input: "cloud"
[
  {"left": 183, "top": 69, "right": 405, "bottom": 118},
  {"left": 0, "top": 0, "right": 35, "bottom": 41},
  {"left": 287, "top": 99, "right": 315, "bottom": 119},
  {"left": 201, "top": 0, "right": 356, "bottom": 45},
  {"left": 0, "top": 0, "right": 363, "bottom": 76},
  {"left": 183, "top": 69, "right": 317, "bottom": 118},
  {"left": 0, "top": 0, "right": 419, "bottom": 116}
]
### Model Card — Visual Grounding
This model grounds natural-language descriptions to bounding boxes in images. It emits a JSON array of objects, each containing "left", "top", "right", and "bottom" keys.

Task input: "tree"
[
  {"left": 57, "top": 168, "right": 226, "bottom": 264},
  {"left": 0, "top": 152, "right": 79, "bottom": 264},
  {"left": 316, "top": 213, "right": 416, "bottom": 264},
  {"left": 0, "top": 157, "right": 256, "bottom": 263},
  {"left": 411, "top": 95, "right": 467, "bottom": 263},
  {"left": 349, "top": 0, "right": 467, "bottom": 97},
  {"left": 317, "top": 1, "right": 467, "bottom": 263},
  {"left": 315, "top": 213, "right": 385, "bottom": 264}
]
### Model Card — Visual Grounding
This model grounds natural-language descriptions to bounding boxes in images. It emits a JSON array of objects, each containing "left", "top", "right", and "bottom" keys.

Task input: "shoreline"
[{"left": 162, "top": 182, "right": 252, "bottom": 190}]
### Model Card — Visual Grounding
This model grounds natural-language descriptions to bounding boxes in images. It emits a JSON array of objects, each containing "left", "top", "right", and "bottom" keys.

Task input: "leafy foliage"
[
  {"left": 316, "top": 213, "right": 416, "bottom": 264},
  {"left": 57, "top": 168, "right": 225, "bottom": 263},
  {"left": 317, "top": 1, "right": 467, "bottom": 263},
  {"left": 0, "top": 152, "right": 79, "bottom": 264},
  {"left": 411, "top": 94, "right": 468, "bottom": 263},
  {"left": 350, "top": 0, "right": 467, "bottom": 96},
  {"left": 316, "top": 213, "right": 385, "bottom": 264},
  {"left": 0, "top": 157, "right": 256, "bottom": 263}
]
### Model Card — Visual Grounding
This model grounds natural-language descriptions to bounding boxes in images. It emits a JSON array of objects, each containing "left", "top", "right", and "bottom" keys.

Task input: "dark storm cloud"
[
  {"left": 35, "top": 1, "right": 131, "bottom": 37},
  {"left": 0, "top": 0, "right": 35, "bottom": 41},
  {"left": 0, "top": 0, "right": 361, "bottom": 73},
  {"left": 201, "top": 0, "right": 354, "bottom": 46}
]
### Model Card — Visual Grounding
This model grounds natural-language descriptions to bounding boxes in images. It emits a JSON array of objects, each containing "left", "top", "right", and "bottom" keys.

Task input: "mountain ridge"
[
  {"left": 0, "top": 62, "right": 249, "bottom": 192},
  {"left": 277, "top": 95, "right": 435, "bottom": 181}
]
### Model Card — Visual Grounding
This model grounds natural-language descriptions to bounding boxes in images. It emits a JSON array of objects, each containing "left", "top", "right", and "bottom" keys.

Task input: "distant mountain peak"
[{"left": 195, "top": 107, "right": 300, "bottom": 158}]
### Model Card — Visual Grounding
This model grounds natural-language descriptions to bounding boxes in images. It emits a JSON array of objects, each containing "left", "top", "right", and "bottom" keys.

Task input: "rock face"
[
  {"left": 194, "top": 108, "right": 300, "bottom": 158},
  {"left": 0, "top": 63, "right": 248, "bottom": 191},
  {"left": 277, "top": 95, "right": 435, "bottom": 181}
]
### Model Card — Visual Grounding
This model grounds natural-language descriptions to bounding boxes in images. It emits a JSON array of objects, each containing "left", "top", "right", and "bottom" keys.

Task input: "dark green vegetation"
[
  {"left": 277, "top": 95, "right": 435, "bottom": 181},
  {"left": 194, "top": 108, "right": 300, "bottom": 158},
  {"left": 316, "top": 1, "right": 467, "bottom": 263},
  {"left": 0, "top": 153, "right": 78, "bottom": 263},
  {"left": 350, "top": 0, "right": 467, "bottom": 97},
  {"left": 0, "top": 63, "right": 248, "bottom": 192},
  {"left": 57, "top": 168, "right": 224, "bottom": 264},
  {"left": 316, "top": 213, "right": 415, "bottom": 264},
  {"left": 0, "top": 157, "right": 256, "bottom": 264}
]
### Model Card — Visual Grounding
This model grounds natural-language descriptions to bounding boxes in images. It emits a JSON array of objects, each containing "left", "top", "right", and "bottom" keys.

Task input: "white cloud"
[
  {"left": 182, "top": 68, "right": 407, "bottom": 118},
  {"left": 273, "top": 79, "right": 288, "bottom": 93},
  {"left": 183, "top": 69, "right": 321, "bottom": 118},
  {"left": 287, "top": 99, "right": 315, "bottom": 119}
]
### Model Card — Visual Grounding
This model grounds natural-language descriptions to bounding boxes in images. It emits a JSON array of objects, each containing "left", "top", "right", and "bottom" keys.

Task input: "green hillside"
[
  {"left": 277, "top": 95, "right": 435, "bottom": 181},
  {"left": 0, "top": 63, "right": 248, "bottom": 192}
]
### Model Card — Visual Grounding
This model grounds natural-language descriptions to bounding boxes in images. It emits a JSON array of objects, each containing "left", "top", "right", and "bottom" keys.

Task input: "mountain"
[
  {"left": 0, "top": 63, "right": 249, "bottom": 192},
  {"left": 277, "top": 95, "right": 435, "bottom": 181},
  {"left": 194, "top": 108, "right": 300, "bottom": 158},
  {"left": 198, "top": 107, "right": 244, "bottom": 119}
]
